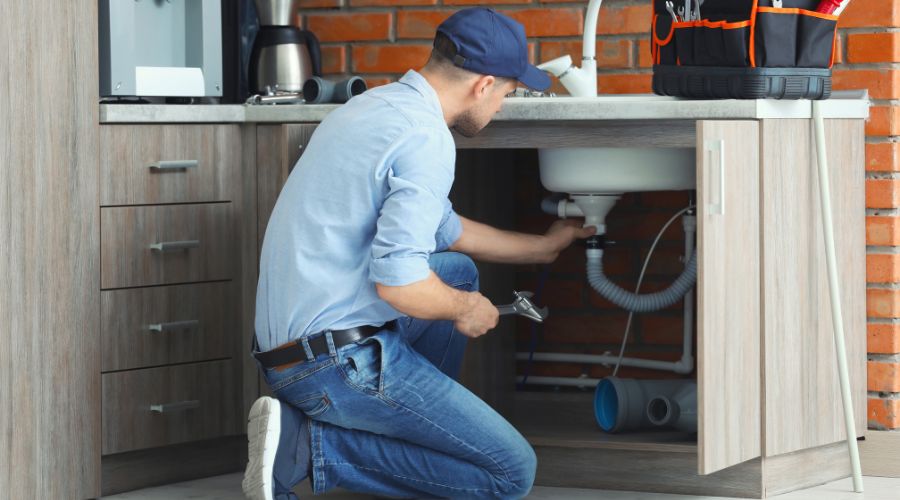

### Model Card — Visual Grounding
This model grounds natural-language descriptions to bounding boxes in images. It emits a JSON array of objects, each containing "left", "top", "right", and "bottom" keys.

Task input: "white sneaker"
[{"left": 243, "top": 396, "right": 282, "bottom": 500}]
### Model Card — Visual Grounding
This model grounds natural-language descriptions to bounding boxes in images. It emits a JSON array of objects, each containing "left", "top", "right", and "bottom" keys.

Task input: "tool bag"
[{"left": 651, "top": 0, "right": 839, "bottom": 99}]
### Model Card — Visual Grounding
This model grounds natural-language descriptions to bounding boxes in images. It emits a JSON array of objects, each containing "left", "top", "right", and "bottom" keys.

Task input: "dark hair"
[
  {"left": 426, "top": 32, "right": 473, "bottom": 77},
  {"left": 426, "top": 31, "right": 516, "bottom": 86}
]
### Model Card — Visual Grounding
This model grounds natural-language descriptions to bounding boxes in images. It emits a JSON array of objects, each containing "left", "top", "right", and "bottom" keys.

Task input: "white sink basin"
[{"left": 539, "top": 147, "right": 696, "bottom": 194}]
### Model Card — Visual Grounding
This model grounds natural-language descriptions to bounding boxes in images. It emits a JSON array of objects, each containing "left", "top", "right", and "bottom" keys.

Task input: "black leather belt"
[{"left": 253, "top": 321, "right": 395, "bottom": 369}]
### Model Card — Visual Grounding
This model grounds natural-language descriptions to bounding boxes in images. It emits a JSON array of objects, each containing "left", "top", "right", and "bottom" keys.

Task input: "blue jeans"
[{"left": 258, "top": 252, "right": 536, "bottom": 498}]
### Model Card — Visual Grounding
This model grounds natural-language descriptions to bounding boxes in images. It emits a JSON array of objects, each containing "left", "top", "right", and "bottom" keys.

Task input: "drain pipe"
[{"left": 518, "top": 201, "right": 696, "bottom": 376}]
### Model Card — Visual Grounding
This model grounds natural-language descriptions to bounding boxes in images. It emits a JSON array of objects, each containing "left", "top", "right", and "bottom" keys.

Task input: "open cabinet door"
[{"left": 696, "top": 121, "right": 762, "bottom": 475}]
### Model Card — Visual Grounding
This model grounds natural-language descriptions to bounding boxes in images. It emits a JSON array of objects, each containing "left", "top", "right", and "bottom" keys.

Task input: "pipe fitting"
[{"left": 594, "top": 377, "right": 697, "bottom": 433}]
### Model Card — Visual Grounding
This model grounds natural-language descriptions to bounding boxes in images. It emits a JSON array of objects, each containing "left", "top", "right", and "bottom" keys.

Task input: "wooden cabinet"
[
  {"left": 450, "top": 118, "right": 866, "bottom": 498},
  {"left": 97, "top": 125, "right": 248, "bottom": 495}
]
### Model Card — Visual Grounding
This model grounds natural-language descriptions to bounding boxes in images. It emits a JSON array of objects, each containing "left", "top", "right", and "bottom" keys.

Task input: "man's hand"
[
  {"left": 537, "top": 220, "right": 597, "bottom": 263},
  {"left": 376, "top": 274, "right": 499, "bottom": 338},
  {"left": 454, "top": 292, "right": 499, "bottom": 338}
]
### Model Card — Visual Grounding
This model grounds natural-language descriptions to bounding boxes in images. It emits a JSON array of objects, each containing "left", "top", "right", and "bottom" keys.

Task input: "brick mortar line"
[
  {"left": 866, "top": 137, "right": 900, "bottom": 144},
  {"left": 835, "top": 62, "right": 900, "bottom": 70},
  {"left": 533, "top": 35, "right": 649, "bottom": 42},
  {"left": 596, "top": 68, "right": 652, "bottom": 75},
  {"left": 867, "top": 317, "right": 900, "bottom": 324},
  {"left": 867, "top": 283, "right": 900, "bottom": 290},
  {"left": 869, "top": 353, "right": 900, "bottom": 362},
  {"left": 867, "top": 173, "right": 900, "bottom": 180},
  {"left": 316, "top": 5, "right": 594, "bottom": 14},
  {"left": 867, "top": 391, "right": 900, "bottom": 399},
  {"left": 868, "top": 246, "right": 900, "bottom": 254},
  {"left": 867, "top": 208, "right": 900, "bottom": 216},
  {"left": 839, "top": 27, "right": 900, "bottom": 35}
]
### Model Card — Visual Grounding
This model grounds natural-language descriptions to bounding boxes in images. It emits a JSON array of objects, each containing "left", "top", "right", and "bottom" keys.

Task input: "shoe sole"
[{"left": 242, "top": 396, "right": 281, "bottom": 500}]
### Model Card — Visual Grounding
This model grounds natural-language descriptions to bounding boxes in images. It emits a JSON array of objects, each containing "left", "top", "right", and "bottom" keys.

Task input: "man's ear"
[{"left": 473, "top": 75, "right": 496, "bottom": 99}]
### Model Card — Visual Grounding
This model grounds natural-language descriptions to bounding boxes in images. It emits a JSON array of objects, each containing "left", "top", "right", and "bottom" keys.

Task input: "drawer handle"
[
  {"left": 150, "top": 400, "right": 201, "bottom": 414},
  {"left": 150, "top": 240, "right": 200, "bottom": 252},
  {"left": 148, "top": 160, "right": 199, "bottom": 171},
  {"left": 148, "top": 320, "right": 200, "bottom": 333}
]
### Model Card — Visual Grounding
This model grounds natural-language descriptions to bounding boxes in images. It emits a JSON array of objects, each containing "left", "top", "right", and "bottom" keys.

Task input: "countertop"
[{"left": 100, "top": 92, "right": 870, "bottom": 124}]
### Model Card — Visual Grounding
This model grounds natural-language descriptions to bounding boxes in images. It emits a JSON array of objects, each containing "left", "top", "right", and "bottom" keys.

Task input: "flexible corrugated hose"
[{"left": 586, "top": 250, "right": 697, "bottom": 313}]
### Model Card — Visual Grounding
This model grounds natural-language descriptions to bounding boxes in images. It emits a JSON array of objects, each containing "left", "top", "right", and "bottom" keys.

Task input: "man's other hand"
[{"left": 537, "top": 219, "right": 597, "bottom": 263}]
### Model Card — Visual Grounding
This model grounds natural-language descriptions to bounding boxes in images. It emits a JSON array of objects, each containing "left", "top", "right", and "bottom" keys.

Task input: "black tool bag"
[{"left": 651, "top": 0, "right": 839, "bottom": 99}]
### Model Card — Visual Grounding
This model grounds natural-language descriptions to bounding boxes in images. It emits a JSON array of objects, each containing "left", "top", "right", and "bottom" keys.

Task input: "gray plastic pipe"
[
  {"left": 594, "top": 377, "right": 696, "bottom": 433},
  {"left": 302, "top": 76, "right": 367, "bottom": 104},
  {"left": 587, "top": 249, "right": 697, "bottom": 313},
  {"left": 646, "top": 381, "right": 697, "bottom": 433}
]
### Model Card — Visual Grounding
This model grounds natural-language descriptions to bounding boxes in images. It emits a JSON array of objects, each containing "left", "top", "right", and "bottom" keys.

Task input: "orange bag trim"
[
  {"left": 673, "top": 19, "right": 751, "bottom": 29},
  {"left": 756, "top": 6, "right": 839, "bottom": 21},
  {"left": 829, "top": 23, "right": 838, "bottom": 68},
  {"left": 654, "top": 13, "right": 677, "bottom": 46},
  {"left": 749, "top": 0, "right": 759, "bottom": 67}
]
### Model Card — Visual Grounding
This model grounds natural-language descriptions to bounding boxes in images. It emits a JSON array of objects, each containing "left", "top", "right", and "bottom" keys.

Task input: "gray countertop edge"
[{"left": 99, "top": 95, "right": 870, "bottom": 124}]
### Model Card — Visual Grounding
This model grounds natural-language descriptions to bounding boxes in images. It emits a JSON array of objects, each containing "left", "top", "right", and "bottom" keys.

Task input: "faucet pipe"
[{"left": 535, "top": 0, "right": 603, "bottom": 97}]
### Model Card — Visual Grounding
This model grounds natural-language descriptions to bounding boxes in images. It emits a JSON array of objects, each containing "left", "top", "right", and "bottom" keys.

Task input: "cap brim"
[{"left": 518, "top": 64, "right": 552, "bottom": 92}]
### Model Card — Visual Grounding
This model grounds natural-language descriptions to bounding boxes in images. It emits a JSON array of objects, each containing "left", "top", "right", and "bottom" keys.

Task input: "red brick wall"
[
  {"left": 836, "top": 0, "right": 900, "bottom": 431},
  {"left": 296, "top": 0, "right": 900, "bottom": 430}
]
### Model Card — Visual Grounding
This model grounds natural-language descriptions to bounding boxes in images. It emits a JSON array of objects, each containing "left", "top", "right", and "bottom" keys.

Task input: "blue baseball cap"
[{"left": 436, "top": 8, "right": 551, "bottom": 91}]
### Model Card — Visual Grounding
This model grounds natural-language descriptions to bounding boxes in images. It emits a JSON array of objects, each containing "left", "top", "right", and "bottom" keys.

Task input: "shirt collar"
[{"left": 398, "top": 70, "right": 445, "bottom": 121}]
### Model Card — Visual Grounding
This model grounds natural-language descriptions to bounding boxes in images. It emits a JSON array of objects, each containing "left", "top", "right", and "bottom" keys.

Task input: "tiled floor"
[{"left": 103, "top": 472, "right": 900, "bottom": 499}]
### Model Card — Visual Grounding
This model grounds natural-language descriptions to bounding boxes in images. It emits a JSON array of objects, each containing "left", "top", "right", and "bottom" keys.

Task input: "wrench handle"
[{"left": 497, "top": 305, "right": 517, "bottom": 315}]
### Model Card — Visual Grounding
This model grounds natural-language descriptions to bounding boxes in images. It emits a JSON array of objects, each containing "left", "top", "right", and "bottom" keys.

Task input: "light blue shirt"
[{"left": 255, "top": 70, "right": 463, "bottom": 352}]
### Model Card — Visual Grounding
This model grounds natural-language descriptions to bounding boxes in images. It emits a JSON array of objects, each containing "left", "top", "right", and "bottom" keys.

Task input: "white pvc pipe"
[
  {"left": 812, "top": 101, "right": 863, "bottom": 493},
  {"left": 516, "top": 376, "right": 600, "bottom": 388},
  {"left": 515, "top": 352, "right": 691, "bottom": 374}
]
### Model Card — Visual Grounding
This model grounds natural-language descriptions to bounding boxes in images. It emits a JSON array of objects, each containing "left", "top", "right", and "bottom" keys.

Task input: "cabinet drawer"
[
  {"left": 101, "top": 282, "right": 235, "bottom": 372},
  {"left": 100, "top": 125, "right": 241, "bottom": 206},
  {"left": 101, "top": 203, "right": 234, "bottom": 289},
  {"left": 101, "top": 360, "right": 238, "bottom": 455}
]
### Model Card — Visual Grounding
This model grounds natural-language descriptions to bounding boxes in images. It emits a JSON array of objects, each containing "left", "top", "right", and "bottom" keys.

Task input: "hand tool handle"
[{"left": 816, "top": 0, "right": 843, "bottom": 14}]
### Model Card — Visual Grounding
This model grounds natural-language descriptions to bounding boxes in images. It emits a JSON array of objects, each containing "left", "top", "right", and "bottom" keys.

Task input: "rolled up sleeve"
[
  {"left": 369, "top": 128, "right": 456, "bottom": 286},
  {"left": 435, "top": 200, "right": 463, "bottom": 252}
]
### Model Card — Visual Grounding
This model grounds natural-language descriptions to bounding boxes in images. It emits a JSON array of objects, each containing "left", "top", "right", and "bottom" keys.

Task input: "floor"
[{"left": 103, "top": 472, "right": 900, "bottom": 499}]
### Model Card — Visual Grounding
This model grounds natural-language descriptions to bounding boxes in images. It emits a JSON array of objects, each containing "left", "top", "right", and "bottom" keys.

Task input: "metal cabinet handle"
[
  {"left": 147, "top": 320, "right": 200, "bottom": 333},
  {"left": 148, "top": 160, "right": 199, "bottom": 171},
  {"left": 150, "top": 400, "right": 201, "bottom": 413},
  {"left": 149, "top": 240, "right": 200, "bottom": 252},
  {"left": 705, "top": 139, "right": 725, "bottom": 216}
]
